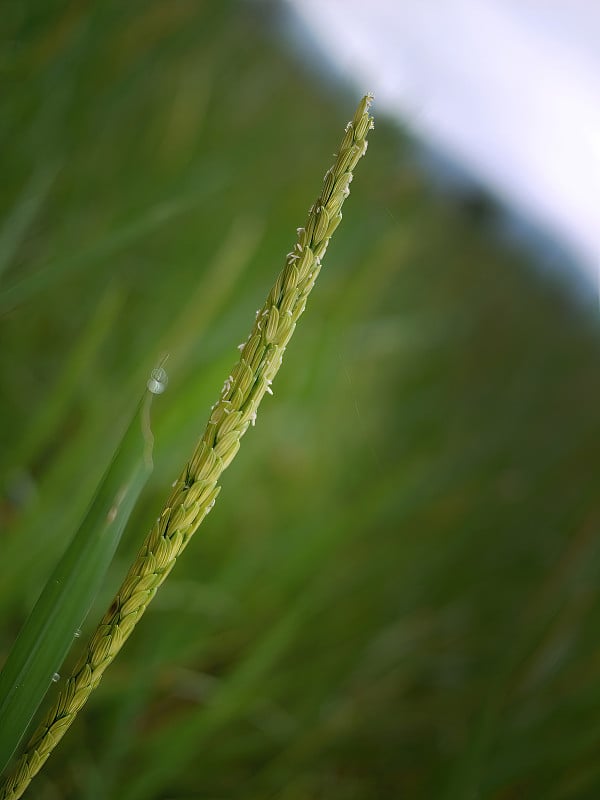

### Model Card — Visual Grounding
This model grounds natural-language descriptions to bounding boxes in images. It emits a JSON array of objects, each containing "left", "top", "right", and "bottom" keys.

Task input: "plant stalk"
[{"left": 0, "top": 94, "right": 374, "bottom": 800}]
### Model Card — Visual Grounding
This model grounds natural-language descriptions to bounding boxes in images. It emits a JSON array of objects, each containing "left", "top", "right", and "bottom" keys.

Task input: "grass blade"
[{"left": 0, "top": 384, "right": 159, "bottom": 774}]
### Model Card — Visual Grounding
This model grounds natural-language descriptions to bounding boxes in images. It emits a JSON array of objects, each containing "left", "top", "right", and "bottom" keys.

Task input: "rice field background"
[{"left": 2, "top": 3, "right": 600, "bottom": 798}]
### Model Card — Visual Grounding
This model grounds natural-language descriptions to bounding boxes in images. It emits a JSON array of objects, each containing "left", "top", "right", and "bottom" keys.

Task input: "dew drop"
[
  {"left": 74, "top": 628, "right": 82, "bottom": 638},
  {"left": 51, "top": 672, "right": 60, "bottom": 683},
  {"left": 147, "top": 367, "right": 168, "bottom": 395}
]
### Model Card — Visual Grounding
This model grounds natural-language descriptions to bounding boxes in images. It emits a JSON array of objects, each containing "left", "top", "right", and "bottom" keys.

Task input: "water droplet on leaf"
[{"left": 147, "top": 367, "right": 168, "bottom": 395}]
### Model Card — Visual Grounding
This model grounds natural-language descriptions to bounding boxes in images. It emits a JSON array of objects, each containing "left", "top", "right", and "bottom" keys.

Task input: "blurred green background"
[{"left": 2, "top": 2, "right": 600, "bottom": 798}]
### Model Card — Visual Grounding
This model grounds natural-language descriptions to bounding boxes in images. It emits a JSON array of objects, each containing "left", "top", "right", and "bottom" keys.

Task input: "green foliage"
[
  {"left": 0, "top": 391, "right": 155, "bottom": 775},
  {"left": 1, "top": 2, "right": 600, "bottom": 799}
]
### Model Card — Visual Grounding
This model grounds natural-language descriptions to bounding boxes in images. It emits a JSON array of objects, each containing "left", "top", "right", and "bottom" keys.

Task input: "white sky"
[{"left": 287, "top": 0, "right": 600, "bottom": 291}]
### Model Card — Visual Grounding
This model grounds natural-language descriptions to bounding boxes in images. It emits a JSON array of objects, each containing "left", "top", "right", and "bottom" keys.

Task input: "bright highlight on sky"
[{"left": 288, "top": 0, "right": 600, "bottom": 293}]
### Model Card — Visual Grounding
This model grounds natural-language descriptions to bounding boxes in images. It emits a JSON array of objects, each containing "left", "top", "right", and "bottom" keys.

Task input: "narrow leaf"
[{"left": 0, "top": 385, "right": 159, "bottom": 773}]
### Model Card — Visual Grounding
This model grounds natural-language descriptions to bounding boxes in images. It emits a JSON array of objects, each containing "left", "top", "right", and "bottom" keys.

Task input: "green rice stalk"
[{"left": 0, "top": 94, "right": 374, "bottom": 800}]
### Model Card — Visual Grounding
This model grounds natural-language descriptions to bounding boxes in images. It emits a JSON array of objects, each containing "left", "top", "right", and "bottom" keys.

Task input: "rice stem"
[{"left": 0, "top": 94, "right": 374, "bottom": 800}]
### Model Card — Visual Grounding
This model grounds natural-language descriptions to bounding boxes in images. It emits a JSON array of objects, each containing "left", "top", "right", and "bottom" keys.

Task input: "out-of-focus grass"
[{"left": 1, "top": 2, "right": 600, "bottom": 799}]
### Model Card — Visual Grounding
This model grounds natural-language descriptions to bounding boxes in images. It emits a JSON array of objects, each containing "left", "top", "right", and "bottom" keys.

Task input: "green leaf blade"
[{"left": 0, "top": 391, "right": 156, "bottom": 773}]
